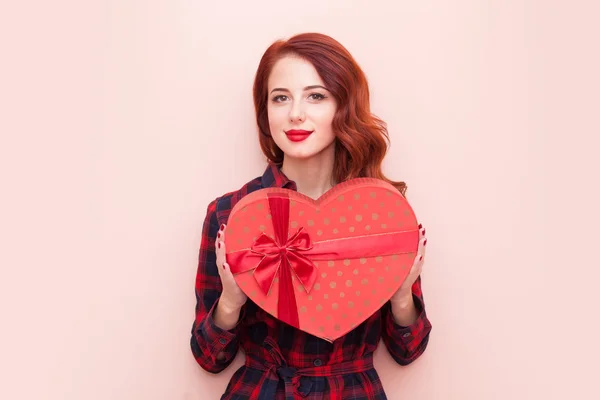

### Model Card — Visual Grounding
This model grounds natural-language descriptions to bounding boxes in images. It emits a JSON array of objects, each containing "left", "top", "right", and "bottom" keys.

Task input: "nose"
[{"left": 289, "top": 100, "right": 305, "bottom": 123}]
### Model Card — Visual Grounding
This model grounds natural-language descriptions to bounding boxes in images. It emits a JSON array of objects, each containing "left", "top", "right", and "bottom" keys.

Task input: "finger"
[
  {"left": 413, "top": 253, "right": 423, "bottom": 268},
  {"left": 216, "top": 224, "right": 226, "bottom": 247},
  {"left": 214, "top": 244, "right": 225, "bottom": 284},
  {"left": 215, "top": 238, "right": 225, "bottom": 275},
  {"left": 216, "top": 239, "right": 226, "bottom": 269},
  {"left": 216, "top": 221, "right": 227, "bottom": 248},
  {"left": 415, "top": 234, "right": 426, "bottom": 253},
  {"left": 419, "top": 237, "right": 427, "bottom": 259},
  {"left": 221, "top": 262, "right": 236, "bottom": 282},
  {"left": 215, "top": 224, "right": 226, "bottom": 281},
  {"left": 221, "top": 262, "right": 244, "bottom": 295},
  {"left": 410, "top": 237, "right": 427, "bottom": 268}
]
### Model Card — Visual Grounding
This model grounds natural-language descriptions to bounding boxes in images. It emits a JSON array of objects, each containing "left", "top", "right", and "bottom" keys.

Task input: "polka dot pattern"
[{"left": 224, "top": 178, "right": 419, "bottom": 342}]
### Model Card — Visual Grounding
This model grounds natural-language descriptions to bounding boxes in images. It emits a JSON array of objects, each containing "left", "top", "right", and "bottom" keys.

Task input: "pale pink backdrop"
[{"left": 1, "top": 0, "right": 599, "bottom": 399}]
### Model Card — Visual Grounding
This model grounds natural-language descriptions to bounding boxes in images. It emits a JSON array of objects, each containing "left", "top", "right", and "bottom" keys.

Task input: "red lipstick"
[{"left": 285, "top": 129, "right": 313, "bottom": 142}]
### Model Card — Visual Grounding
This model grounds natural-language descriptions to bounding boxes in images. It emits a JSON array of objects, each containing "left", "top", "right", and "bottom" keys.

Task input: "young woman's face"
[{"left": 267, "top": 56, "right": 337, "bottom": 160}]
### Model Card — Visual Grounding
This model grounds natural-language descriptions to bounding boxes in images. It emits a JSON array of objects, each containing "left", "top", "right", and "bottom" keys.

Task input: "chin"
[
  {"left": 282, "top": 149, "right": 319, "bottom": 160},
  {"left": 282, "top": 145, "right": 335, "bottom": 161}
]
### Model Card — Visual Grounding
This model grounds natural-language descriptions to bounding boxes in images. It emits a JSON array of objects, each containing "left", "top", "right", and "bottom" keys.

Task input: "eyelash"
[{"left": 271, "top": 93, "right": 327, "bottom": 103}]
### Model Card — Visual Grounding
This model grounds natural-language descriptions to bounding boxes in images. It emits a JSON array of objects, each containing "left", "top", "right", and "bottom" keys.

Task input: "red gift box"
[{"left": 224, "top": 178, "right": 420, "bottom": 342}]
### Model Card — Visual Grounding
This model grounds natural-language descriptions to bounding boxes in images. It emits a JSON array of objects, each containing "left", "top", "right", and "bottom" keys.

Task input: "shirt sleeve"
[
  {"left": 381, "top": 276, "right": 432, "bottom": 365},
  {"left": 190, "top": 199, "right": 242, "bottom": 373}
]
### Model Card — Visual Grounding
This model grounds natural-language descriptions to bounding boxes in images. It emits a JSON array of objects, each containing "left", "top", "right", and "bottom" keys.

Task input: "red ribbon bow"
[{"left": 250, "top": 227, "right": 318, "bottom": 296}]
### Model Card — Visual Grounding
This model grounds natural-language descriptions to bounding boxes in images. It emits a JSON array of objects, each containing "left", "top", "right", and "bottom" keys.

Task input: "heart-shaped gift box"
[{"left": 224, "top": 177, "right": 419, "bottom": 342}]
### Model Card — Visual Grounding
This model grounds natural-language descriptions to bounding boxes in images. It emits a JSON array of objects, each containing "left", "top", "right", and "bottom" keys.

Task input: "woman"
[{"left": 191, "top": 32, "right": 432, "bottom": 399}]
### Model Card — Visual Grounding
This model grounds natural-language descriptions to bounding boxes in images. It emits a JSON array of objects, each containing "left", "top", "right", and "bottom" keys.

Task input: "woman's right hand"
[{"left": 215, "top": 223, "right": 247, "bottom": 311}]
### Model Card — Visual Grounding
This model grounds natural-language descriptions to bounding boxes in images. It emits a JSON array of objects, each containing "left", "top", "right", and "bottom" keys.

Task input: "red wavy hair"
[{"left": 252, "top": 32, "right": 407, "bottom": 196}]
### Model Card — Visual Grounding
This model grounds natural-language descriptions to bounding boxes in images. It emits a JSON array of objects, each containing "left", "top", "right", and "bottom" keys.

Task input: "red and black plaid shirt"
[{"left": 191, "top": 163, "right": 432, "bottom": 399}]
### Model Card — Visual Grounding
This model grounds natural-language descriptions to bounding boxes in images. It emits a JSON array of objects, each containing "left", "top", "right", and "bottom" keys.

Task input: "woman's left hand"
[{"left": 390, "top": 223, "right": 427, "bottom": 304}]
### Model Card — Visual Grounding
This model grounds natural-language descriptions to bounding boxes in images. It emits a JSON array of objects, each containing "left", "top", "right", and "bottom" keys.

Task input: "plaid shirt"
[{"left": 191, "top": 163, "right": 432, "bottom": 399}]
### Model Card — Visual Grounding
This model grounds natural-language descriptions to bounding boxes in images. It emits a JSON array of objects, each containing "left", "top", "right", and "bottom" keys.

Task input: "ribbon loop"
[{"left": 249, "top": 226, "right": 318, "bottom": 296}]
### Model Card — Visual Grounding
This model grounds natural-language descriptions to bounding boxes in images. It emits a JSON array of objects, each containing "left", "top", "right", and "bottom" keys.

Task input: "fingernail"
[
  {"left": 424, "top": 239, "right": 427, "bottom": 245},
  {"left": 418, "top": 223, "right": 422, "bottom": 229},
  {"left": 220, "top": 224, "right": 225, "bottom": 230},
  {"left": 419, "top": 255, "right": 423, "bottom": 261},
  {"left": 218, "top": 242, "right": 221, "bottom": 248},
  {"left": 217, "top": 232, "right": 221, "bottom": 238},
  {"left": 222, "top": 263, "right": 226, "bottom": 270},
  {"left": 422, "top": 229, "right": 426, "bottom": 235}
]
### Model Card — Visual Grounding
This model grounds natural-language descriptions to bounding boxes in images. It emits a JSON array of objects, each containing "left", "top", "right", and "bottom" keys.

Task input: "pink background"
[{"left": 1, "top": 1, "right": 598, "bottom": 399}]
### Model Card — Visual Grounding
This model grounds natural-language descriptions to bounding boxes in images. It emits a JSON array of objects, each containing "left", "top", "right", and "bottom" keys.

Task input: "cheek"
[
  {"left": 267, "top": 106, "right": 288, "bottom": 129},
  {"left": 313, "top": 106, "right": 336, "bottom": 129}
]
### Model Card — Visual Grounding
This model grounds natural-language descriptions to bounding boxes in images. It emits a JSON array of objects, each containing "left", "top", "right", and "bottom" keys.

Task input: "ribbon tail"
[
  {"left": 287, "top": 251, "right": 317, "bottom": 293},
  {"left": 253, "top": 255, "right": 282, "bottom": 295},
  {"left": 277, "top": 256, "right": 300, "bottom": 328}
]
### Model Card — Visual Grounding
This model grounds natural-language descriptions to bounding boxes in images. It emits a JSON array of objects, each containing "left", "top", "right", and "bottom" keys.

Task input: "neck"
[{"left": 281, "top": 144, "right": 336, "bottom": 200}]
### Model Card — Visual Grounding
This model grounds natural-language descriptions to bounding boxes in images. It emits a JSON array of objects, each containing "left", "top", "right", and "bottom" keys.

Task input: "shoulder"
[{"left": 204, "top": 174, "right": 264, "bottom": 227}]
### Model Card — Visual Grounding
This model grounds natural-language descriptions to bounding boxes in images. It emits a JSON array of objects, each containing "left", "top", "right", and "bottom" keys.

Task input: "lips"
[{"left": 285, "top": 129, "right": 313, "bottom": 142}]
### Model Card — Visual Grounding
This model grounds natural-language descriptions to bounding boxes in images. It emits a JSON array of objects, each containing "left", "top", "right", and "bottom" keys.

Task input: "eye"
[
  {"left": 308, "top": 93, "right": 326, "bottom": 100},
  {"left": 271, "top": 95, "right": 288, "bottom": 103}
]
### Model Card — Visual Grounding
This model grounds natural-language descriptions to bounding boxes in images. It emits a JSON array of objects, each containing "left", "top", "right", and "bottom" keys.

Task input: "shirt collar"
[{"left": 260, "top": 162, "right": 297, "bottom": 190}]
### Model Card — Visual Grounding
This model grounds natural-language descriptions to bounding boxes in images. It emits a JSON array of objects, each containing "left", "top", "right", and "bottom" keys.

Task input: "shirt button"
[
  {"left": 313, "top": 358, "right": 323, "bottom": 367},
  {"left": 219, "top": 338, "right": 227, "bottom": 345}
]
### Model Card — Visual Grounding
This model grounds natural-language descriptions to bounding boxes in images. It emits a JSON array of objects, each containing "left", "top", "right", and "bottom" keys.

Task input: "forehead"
[{"left": 268, "top": 56, "right": 324, "bottom": 90}]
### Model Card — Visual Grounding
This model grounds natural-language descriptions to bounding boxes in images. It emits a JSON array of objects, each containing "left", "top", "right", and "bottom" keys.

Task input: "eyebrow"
[{"left": 270, "top": 85, "right": 329, "bottom": 94}]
